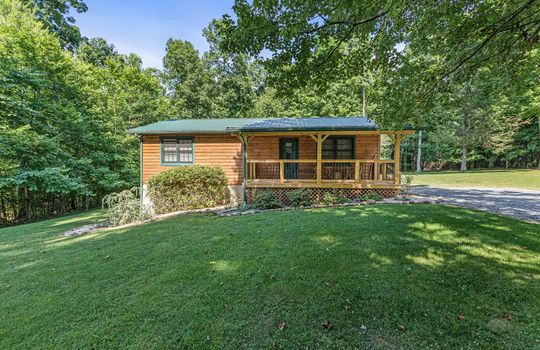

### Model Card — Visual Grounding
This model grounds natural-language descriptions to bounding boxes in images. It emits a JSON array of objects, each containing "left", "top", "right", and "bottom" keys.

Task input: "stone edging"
[
  {"left": 215, "top": 196, "right": 443, "bottom": 217},
  {"left": 62, "top": 196, "right": 443, "bottom": 237}
]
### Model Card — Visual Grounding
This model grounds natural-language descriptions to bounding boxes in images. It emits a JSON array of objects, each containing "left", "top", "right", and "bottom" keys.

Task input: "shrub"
[
  {"left": 321, "top": 191, "right": 350, "bottom": 205},
  {"left": 147, "top": 165, "right": 229, "bottom": 214},
  {"left": 102, "top": 188, "right": 149, "bottom": 226},
  {"left": 287, "top": 189, "right": 313, "bottom": 207},
  {"left": 253, "top": 190, "right": 282, "bottom": 209},
  {"left": 401, "top": 174, "right": 415, "bottom": 194},
  {"left": 321, "top": 191, "right": 337, "bottom": 205},
  {"left": 334, "top": 196, "right": 350, "bottom": 204},
  {"left": 361, "top": 192, "right": 384, "bottom": 201}
]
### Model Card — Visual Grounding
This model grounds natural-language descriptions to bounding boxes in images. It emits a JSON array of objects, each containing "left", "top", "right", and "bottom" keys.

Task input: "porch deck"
[{"left": 246, "top": 159, "right": 399, "bottom": 189}]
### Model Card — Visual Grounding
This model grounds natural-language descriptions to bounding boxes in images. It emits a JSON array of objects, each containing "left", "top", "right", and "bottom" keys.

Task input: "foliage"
[
  {"left": 401, "top": 175, "right": 415, "bottom": 195},
  {"left": 101, "top": 188, "right": 149, "bottom": 226},
  {"left": 321, "top": 192, "right": 337, "bottom": 205},
  {"left": 147, "top": 165, "right": 229, "bottom": 214},
  {"left": 0, "top": 0, "right": 168, "bottom": 224},
  {"left": 2, "top": 0, "right": 539, "bottom": 224},
  {"left": 321, "top": 191, "right": 350, "bottom": 205},
  {"left": 224, "top": 1, "right": 540, "bottom": 108},
  {"left": 287, "top": 188, "right": 313, "bottom": 207},
  {"left": 161, "top": 23, "right": 263, "bottom": 120},
  {"left": 361, "top": 192, "right": 384, "bottom": 201},
  {"left": 22, "top": 0, "right": 87, "bottom": 50},
  {"left": 1, "top": 206, "right": 539, "bottom": 348},
  {"left": 253, "top": 190, "right": 282, "bottom": 209}
]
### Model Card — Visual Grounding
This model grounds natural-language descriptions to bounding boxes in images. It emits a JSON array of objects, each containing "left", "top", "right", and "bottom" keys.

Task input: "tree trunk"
[
  {"left": 461, "top": 144, "right": 467, "bottom": 172},
  {"left": 416, "top": 130, "right": 422, "bottom": 172},
  {"left": 537, "top": 116, "right": 540, "bottom": 169},
  {"left": 0, "top": 191, "right": 6, "bottom": 222}
]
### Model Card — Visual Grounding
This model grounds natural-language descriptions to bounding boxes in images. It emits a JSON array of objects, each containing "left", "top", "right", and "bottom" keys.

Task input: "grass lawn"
[
  {"left": 406, "top": 169, "right": 540, "bottom": 190},
  {"left": 1, "top": 206, "right": 539, "bottom": 349}
]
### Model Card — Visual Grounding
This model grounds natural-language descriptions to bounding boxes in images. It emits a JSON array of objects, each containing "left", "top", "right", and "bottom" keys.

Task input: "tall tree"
[
  {"left": 76, "top": 37, "right": 119, "bottom": 66},
  {"left": 162, "top": 39, "right": 215, "bottom": 118},
  {"left": 223, "top": 0, "right": 540, "bottom": 123},
  {"left": 22, "top": 0, "right": 87, "bottom": 50},
  {"left": 203, "top": 19, "right": 259, "bottom": 118}
]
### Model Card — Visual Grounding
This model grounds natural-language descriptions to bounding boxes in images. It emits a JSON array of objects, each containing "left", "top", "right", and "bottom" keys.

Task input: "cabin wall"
[
  {"left": 248, "top": 134, "right": 380, "bottom": 160},
  {"left": 141, "top": 134, "right": 243, "bottom": 185},
  {"left": 140, "top": 133, "right": 381, "bottom": 184},
  {"left": 248, "top": 136, "right": 317, "bottom": 159}
]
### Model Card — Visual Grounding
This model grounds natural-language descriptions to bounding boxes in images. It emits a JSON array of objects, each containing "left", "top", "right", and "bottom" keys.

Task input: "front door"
[{"left": 279, "top": 138, "right": 298, "bottom": 179}]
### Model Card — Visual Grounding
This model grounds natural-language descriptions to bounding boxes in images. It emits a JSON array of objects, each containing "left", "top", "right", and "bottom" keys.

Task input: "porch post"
[
  {"left": 241, "top": 133, "right": 247, "bottom": 208},
  {"left": 394, "top": 132, "right": 402, "bottom": 185},
  {"left": 316, "top": 134, "right": 322, "bottom": 184}
]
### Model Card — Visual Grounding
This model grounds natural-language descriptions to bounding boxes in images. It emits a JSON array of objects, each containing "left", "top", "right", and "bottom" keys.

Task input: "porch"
[{"left": 240, "top": 131, "right": 411, "bottom": 191}]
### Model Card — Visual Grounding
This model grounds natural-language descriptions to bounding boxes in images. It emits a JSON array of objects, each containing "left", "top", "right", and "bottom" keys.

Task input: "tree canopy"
[{"left": 0, "top": 0, "right": 538, "bottom": 224}]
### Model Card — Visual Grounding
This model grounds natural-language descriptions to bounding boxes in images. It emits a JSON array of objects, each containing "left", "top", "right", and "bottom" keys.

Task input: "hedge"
[{"left": 147, "top": 165, "right": 229, "bottom": 214}]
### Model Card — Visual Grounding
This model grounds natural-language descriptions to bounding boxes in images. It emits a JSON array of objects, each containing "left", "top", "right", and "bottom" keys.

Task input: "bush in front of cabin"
[
  {"left": 361, "top": 192, "right": 384, "bottom": 201},
  {"left": 253, "top": 190, "right": 282, "bottom": 209},
  {"left": 287, "top": 188, "right": 313, "bottom": 207},
  {"left": 321, "top": 190, "right": 351, "bottom": 205},
  {"left": 102, "top": 188, "right": 150, "bottom": 226},
  {"left": 147, "top": 165, "right": 229, "bottom": 214}
]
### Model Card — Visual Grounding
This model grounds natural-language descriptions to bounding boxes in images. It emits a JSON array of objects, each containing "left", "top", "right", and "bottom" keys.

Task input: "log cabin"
[{"left": 128, "top": 117, "right": 416, "bottom": 206}]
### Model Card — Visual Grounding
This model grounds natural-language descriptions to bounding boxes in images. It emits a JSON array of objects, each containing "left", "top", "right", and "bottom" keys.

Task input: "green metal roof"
[
  {"left": 127, "top": 117, "right": 413, "bottom": 134},
  {"left": 128, "top": 118, "right": 268, "bottom": 134}
]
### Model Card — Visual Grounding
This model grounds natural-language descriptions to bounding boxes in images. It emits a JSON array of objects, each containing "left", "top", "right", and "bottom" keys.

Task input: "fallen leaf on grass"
[
  {"left": 503, "top": 314, "right": 512, "bottom": 321},
  {"left": 457, "top": 315, "right": 464, "bottom": 321},
  {"left": 322, "top": 320, "right": 333, "bottom": 330},
  {"left": 272, "top": 340, "right": 277, "bottom": 348},
  {"left": 103, "top": 255, "right": 110, "bottom": 260},
  {"left": 399, "top": 325, "right": 406, "bottom": 332},
  {"left": 278, "top": 321, "right": 286, "bottom": 331}
]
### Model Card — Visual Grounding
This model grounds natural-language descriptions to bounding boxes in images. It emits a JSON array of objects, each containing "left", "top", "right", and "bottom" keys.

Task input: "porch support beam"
[
  {"left": 315, "top": 133, "right": 329, "bottom": 184},
  {"left": 394, "top": 132, "right": 402, "bottom": 185},
  {"left": 238, "top": 133, "right": 249, "bottom": 208}
]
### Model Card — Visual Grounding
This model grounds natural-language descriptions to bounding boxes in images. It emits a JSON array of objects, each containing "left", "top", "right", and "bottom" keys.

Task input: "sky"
[{"left": 72, "top": 0, "right": 236, "bottom": 69}]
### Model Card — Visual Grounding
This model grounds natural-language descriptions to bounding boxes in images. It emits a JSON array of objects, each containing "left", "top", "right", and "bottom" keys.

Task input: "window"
[
  {"left": 161, "top": 137, "right": 194, "bottom": 164},
  {"left": 322, "top": 137, "right": 354, "bottom": 159}
]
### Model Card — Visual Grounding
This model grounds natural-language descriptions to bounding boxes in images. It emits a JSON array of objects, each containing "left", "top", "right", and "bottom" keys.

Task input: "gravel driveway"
[{"left": 411, "top": 186, "right": 540, "bottom": 223}]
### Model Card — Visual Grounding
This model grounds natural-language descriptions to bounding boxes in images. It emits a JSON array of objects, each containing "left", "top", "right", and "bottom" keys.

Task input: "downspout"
[{"left": 240, "top": 132, "right": 247, "bottom": 209}]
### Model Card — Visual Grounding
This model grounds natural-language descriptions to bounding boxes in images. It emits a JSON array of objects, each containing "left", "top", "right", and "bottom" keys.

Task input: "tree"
[
  {"left": 223, "top": 0, "right": 540, "bottom": 124},
  {"left": 22, "top": 0, "right": 87, "bottom": 50},
  {"left": 76, "top": 37, "right": 119, "bottom": 66},
  {"left": 162, "top": 39, "right": 215, "bottom": 118},
  {"left": 0, "top": 0, "right": 169, "bottom": 223}
]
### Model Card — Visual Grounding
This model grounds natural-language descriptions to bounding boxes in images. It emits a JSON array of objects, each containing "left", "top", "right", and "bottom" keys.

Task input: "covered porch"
[{"left": 239, "top": 130, "right": 413, "bottom": 191}]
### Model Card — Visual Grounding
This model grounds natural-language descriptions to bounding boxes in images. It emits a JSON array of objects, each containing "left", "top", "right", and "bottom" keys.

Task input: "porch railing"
[{"left": 247, "top": 159, "right": 397, "bottom": 184}]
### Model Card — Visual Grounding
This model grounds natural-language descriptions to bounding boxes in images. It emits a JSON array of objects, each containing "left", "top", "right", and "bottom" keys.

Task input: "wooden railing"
[{"left": 247, "top": 159, "right": 397, "bottom": 184}]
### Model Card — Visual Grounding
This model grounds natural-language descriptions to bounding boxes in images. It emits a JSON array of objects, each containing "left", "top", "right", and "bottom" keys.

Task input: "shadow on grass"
[{"left": 0, "top": 205, "right": 539, "bottom": 349}]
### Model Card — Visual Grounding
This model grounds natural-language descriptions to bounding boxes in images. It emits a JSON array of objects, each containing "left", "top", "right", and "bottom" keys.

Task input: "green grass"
[
  {"left": 405, "top": 169, "right": 540, "bottom": 190},
  {"left": 1, "top": 206, "right": 539, "bottom": 349}
]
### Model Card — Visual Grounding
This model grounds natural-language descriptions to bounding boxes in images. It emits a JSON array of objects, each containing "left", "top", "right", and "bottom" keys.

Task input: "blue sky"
[{"left": 72, "top": 0, "right": 236, "bottom": 68}]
